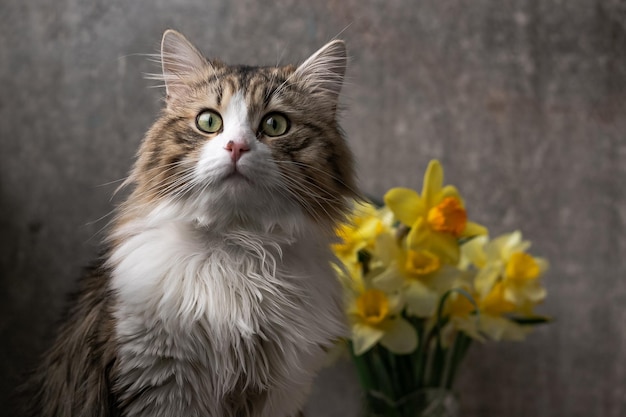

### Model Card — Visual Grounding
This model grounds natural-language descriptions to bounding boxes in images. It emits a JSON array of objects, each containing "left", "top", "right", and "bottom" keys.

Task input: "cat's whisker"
[
  {"left": 113, "top": 160, "right": 192, "bottom": 197},
  {"left": 270, "top": 182, "right": 325, "bottom": 225},
  {"left": 85, "top": 209, "right": 117, "bottom": 227},
  {"left": 274, "top": 172, "right": 338, "bottom": 223},
  {"left": 273, "top": 159, "right": 354, "bottom": 197},
  {"left": 85, "top": 209, "right": 123, "bottom": 244},
  {"left": 165, "top": 176, "right": 202, "bottom": 205},
  {"left": 276, "top": 172, "right": 337, "bottom": 204},
  {"left": 132, "top": 160, "right": 194, "bottom": 184},
  {"left": 274, "top": 159, "right": 360, "bottom": 198},
  {"left": 126, "top": 170, "right": 195, "bottom": 204},
  {"left": 274, "top": 170, "right": 331, "bottom": 202},
  {"left": 95, "top": 177, "right": 128, "bottom": 188},
  {"left": 152, "top": 170, "right": 198, "bottom": 200}
]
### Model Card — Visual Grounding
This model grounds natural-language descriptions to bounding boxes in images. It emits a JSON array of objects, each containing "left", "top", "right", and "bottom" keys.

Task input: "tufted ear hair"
[
  {"left": 160, "top": 29, "right": 207, "bottom": 99},
  {"left": 293, "top": 40, "right": 347, "bottom": 102}
]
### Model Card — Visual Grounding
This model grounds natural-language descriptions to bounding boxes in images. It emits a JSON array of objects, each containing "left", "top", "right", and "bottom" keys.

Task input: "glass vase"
[{"left": 363, "top": 388, "right": 459, "bottom": 417}]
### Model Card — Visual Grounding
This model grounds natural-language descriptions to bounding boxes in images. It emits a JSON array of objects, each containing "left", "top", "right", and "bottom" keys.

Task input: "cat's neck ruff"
[
  {"left": 107, "top": 199, "right": 345, "bottom": 417},
  {"left": 108, "top": 198, "right": 339, "bottom": 325}
]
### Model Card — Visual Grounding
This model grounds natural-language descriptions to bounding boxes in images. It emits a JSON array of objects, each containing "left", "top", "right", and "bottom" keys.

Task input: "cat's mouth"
[{"left": 223, "top": 168, "right": 252, "bottom": 184}]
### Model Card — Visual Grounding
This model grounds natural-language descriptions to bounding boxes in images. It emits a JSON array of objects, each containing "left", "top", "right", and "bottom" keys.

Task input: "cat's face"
[{"left": 129, "top": 30, "right": 356, "bottom": 232}]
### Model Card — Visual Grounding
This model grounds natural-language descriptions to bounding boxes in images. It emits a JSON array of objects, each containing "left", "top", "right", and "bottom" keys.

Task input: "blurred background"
[{"left": 1, "top": 0, "right": 625, "bottom": 416}]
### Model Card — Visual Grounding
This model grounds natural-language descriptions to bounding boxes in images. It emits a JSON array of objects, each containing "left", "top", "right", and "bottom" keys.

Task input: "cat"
[{"left": 19, "top": 29, "right": 357, "bottom": 417}]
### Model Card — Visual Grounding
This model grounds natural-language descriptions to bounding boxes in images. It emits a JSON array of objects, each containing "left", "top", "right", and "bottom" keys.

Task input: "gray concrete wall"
[{"left": 1, "top": 1, "right": 624, "bottom": 416}]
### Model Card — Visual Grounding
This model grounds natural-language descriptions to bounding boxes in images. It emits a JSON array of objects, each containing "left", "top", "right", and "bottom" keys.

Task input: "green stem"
[
  {"left": 370, "top": 346, "right": 396, "bottom": 401},
  {"left": 411, "top": 318, "right": 428, "bottom": 388},
  {"left": 396, "top": 353, "right": 414, "bottom": 396},
  {"left": 429, "top": 336, "right": 446, "bottom": 388},
  {"left": 422, "top": 333, "right": 436, "bottom": 387},
  {"left": 370, "top": 346, "right": 404, "bottom": 417},
  {"left": 428, "top": 288, "right": 477, "bottom": 388},
  {"left": 444, "top": 332, "right": 473, "bottom": 389},
  {"left": 349, "top": 342, "right": 377, "bottom": 392}
]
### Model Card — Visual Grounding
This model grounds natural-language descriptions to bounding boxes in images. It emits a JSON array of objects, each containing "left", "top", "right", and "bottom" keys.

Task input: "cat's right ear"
[
  {"left": 294, "top": 40, "right": 347, "bottom": 103},
  {"left": 160, "top": 29, "right": 206, "bottom": 100}
]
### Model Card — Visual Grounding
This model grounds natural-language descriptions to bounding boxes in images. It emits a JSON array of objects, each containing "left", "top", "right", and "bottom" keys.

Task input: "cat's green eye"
[
  {"left": 260, "top": 113, "right": 290, "bottom": 137},
  {"left": 196, "top": 110, "right": 223, "bottom": 134}
]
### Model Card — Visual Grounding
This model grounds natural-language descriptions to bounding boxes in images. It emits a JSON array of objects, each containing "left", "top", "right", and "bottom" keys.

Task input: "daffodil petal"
[
  {"left": 422, "top": 160, "right": 443, "bottom": 209},
  {"left": 334, "top": 261, "right": 364, "bottom": 293},
  {"left": 373, "top": 231, "right": 398, "bottom": 265},
  {"left": 478, "top": 315, "right": 529, "bottom": 341},
  {"left": 523, "top": 282, "right": 547, "bottom": 303},
  {"left": 386, "top": 292, "right": 406, "bottom": 314},
  {"left": 351, "top": 322, "right": 385, "bottom": 355},
  {"left": 461, "top": 221, "right": 488, "bottom": 238},
  {"left": 405, "top": 281, "right": 438, "bottom": 317},
  {"left": 426, "top": 231, "right": 460, "bottom": 265},
  {"left": 508, "top": 239, "right": 532, "bottom": 257},
  {"left": 407, "top": 218, "right": 430, "bottom": 249},
  {"left": 474, "top": 261, "right": 503, "bottom": 297},
  {"left": 503, "top": 285, "right": 523, "bottom": 305},
  {"left": 497, "top": 231, "right": 532, "bottom": 259},
  {"left": 427, "top": 264, "right": 464, "bottom": 294},
  {"left": 384, "top": 188, "right": 424, "bottom": 226},
  {"left": 380, "top": 318, "right": 418, "bottom": 354},
  {"left": 460, "top": 235, "right": 489, "bottom": 269},
  {"left": 453, "top": 316, "right": 486, "bottom": 342},
  {"left": 359, "top": 217, "right": 383, "bottom": 241},
  {"left": 439, "top": 185, "right": 462, "bottom": 202},
  {"left": 371, "top": 263, "right": 405, "bottom": 293},
  {"left": 487, "top": 231, "right": 521, "bottom": 260},
  {"left": 536, "top": 258, "right": 550, "bottom": 274},
  {"left": 378, "top": 207, "right": 395, "bottom": 227}
]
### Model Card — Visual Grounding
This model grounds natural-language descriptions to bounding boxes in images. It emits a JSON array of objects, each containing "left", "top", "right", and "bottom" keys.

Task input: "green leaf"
[{"left": 510, "top": 315, "right": 552, "bottom": 325}]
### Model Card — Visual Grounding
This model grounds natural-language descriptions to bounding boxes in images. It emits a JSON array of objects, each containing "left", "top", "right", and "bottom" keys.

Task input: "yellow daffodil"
[
  {"left": 334, "top": 202, "right": 417, "bottom": 355},
  {"left": 463, "top": 231, "right": 548, "bottom": 307},
  {"left": 333, "top": 261, "right": 365, "bottom": 295},
  {"left": 454, "top": 313, "right": 531, "bottom": 342},
  {"left": 384, "top": 160, "right": 487, "bottom": 264},
  {"left": 441, "top": 272, "right": 477, "bottom": 319},
  {"left": 450, "top": 232, "right": 548, "bottom": 341},
  {"left": 332, "top": 201, "right": 391, "bottom": 265},
  {"left": 446, "top": 278, "right": 532, "bottom": 342},
  {"left": 347, "top": 273, "right": 418, "bottom": 355},
  {"left": 400, "top": 249, "right": 462, "bottom": 317},
  {"left": 372, "top": 244, "right": 463, "bottom": 318}
]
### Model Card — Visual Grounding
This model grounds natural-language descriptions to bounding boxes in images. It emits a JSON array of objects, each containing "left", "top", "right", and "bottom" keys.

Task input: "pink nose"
[{"left": 224, "top": 140, "right": 250, "bottom": 162}]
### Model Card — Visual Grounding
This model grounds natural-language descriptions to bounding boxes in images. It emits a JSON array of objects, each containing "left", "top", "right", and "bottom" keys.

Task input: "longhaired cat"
[{"left": 20, "top": 30, "right": 357, "bottom": 417}]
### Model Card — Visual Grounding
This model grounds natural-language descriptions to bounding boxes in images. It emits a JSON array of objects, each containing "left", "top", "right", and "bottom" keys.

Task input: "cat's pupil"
[
  {"left": 196, "top": 110, "right": 223, "bottom": 133},
  {"left": 261, "top": 113, "right": 289, "bottom": 137}
]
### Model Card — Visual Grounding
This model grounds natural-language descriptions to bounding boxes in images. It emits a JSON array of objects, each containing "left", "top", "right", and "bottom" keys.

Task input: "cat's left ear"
[
  {"left": 294, "top": 40, "right": 347, "bottom": 102},
  {"left": 160, "top": 29, "right": 207, "bottom": 100}
]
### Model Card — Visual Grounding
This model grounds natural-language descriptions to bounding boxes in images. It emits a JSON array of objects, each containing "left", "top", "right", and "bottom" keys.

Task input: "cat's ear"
[
  {"left": 160, "top": 29, "right": 206, "bottom": 99},
  {"left": 294, "top": 40, "right": 347, "bottom": 101}
]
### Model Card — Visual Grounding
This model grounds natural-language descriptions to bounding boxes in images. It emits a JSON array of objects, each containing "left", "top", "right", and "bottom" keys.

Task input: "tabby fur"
[{"left": 19, "top": 30, "right": 356, "bottom": 417}]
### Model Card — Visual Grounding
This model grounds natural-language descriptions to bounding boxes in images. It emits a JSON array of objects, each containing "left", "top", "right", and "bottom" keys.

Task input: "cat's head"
[{"left": 126, "top": 30, "right": 357, "bottom": 234}]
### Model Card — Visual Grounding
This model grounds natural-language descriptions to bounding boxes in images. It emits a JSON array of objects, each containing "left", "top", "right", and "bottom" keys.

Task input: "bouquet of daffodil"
[{"left": 333, "top": 160, "right": 549, "bottom": 417}]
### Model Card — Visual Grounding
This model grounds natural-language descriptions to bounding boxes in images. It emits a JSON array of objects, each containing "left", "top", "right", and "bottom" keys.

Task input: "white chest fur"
[{"left": 109, "top": 217, "right": 346, "bottom": 417}]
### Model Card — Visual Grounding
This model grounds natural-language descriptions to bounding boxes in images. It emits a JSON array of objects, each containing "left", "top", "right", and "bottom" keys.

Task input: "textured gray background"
[{"left": 1, "top": 0, "right": 625, "bottom": 416}]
